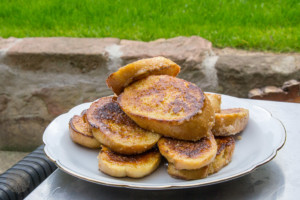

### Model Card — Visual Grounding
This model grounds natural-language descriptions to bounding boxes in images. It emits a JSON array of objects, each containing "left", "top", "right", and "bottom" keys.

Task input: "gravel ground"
[{"left": 0, "top": 151, "right": 28, "bottom": 174}]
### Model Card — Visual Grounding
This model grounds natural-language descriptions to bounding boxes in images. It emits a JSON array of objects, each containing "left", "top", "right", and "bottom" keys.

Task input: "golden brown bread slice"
[
  {"left": 205, "top": 93, "right": 221, "bottom": 113},
  {"left": 86, "top": 96, "right": 161, "bottom": 155},
  {"left": 118, "top": 75, "right": 215, "bottom": 141},
  {"left": 212, "top": 108, "right": 249, "bottom": 136},
  {"left": 69, "top": 110, "right": 101, "bottom": 149},
  {"left": 106, "top": 56, "right": 180, "bottom": 95},
  {"left": 98, "top": 146, "right": 161, "bottom": 178},
  {"left": 167, "top": 136, "right": 235, "bottom": 180},
  {"left": 158, "top": 134, "right": 217, "bottom": 170}
]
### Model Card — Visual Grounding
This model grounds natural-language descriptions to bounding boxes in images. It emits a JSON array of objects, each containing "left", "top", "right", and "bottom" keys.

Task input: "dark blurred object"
[
  {"left": 248, "top": 80, "right": 300, "bottom": 103},
  {"left": 0, "top": 145, "right": 57, "bottom": 200}
]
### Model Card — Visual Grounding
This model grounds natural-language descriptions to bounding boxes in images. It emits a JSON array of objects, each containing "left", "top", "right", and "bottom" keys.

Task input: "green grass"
[{"left": 0, "top": 0, "right": 299, "bottom": 52}]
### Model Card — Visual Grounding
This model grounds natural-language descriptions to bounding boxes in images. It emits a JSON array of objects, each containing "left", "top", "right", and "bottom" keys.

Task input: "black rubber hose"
[{"left": 0, "top": 145, "right": 57, "bottom": 200}]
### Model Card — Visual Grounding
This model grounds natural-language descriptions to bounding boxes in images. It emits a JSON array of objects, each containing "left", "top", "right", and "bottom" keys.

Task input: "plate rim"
[{"left": 43, "top": 95, "right": 287, "bottom": 190}]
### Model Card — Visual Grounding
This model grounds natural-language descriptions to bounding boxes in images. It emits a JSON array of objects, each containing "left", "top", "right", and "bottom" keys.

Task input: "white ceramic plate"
[{"left": 43, "top": 94, "right": 286, "bottom": 189}]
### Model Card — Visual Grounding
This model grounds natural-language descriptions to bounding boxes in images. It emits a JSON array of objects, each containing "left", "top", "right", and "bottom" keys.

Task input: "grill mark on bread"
[
  {"left": 164, "top": 137, "right": 212, "bottom": 158},
  {"left": 94, "top": 102, "right": 147, "bottom": 138},
  {"left": 118, "top": 76, "right": 214, "bottom": 140},
  {"left": 119, "top": 75, "right": 205, "bottom": 122},
  {"left": 106, "top": 56, "right": 180, "bottom": 95},
  {"left": 94, "top": 101, "right": 136, "bottom": 127},
  {"left": 88, "top": 97, "right": 142, "bottom": 136},
  {"left": 215, "top": 136, "right": 235, "bottom": 155},
  {"left": 69, "top": 112, "right": 101, "bottom": 148},
  {"left": 86, "top": 96, "right": 161, "bottom": 154},
  {"left": 158, "top": 134, "right": 217, "bottom": 170},
  {"left": 69, "top": 115, "right": 94, "bottom": 138},
  {"left": 102, "top": 147, "right": 158, "bottom": 164},
  {"left": 167, "top": 136, "right": 235, "bottom": 180}
]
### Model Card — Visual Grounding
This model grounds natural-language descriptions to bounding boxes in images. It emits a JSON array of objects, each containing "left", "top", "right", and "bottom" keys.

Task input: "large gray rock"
[
  {"left": 3, "top": 37, "right": 120, "bottom": 73},
  {"left": 216, "top": 55, "right": 300, "bottom": 97},
  {"left": 120, "top": 36, "right": 213, "bottom": 89},
  {"left": 0, "top": 64, "right": 112, "bottom": 151}
]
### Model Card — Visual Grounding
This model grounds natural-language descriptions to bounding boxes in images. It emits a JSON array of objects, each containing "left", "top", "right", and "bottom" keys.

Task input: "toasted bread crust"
[
  {"left": 69, "top": 114, "right": 101, "bottom": 149},
  {"left": 106, "top": 57, "right": 180, "bottom": 95},
  {"left": 208, "top": 136, "right": 235, "bottom": 174},
  {"left": 158, "top": 134, "right": 217, "bottom": 170},
  {"left": 118, "top": 75, "right": 215, "bottom": 141},
  {"left": 167, "top": 136, "right": 235, "bottom": 180},
  {"left": 98, "top": 146, "right": 161, "bottom": 178},
  {"left": 86, "top": 96, "right": 161, "bottom": 155},
  {"left": 205, "top": 93, "right": 221, "bottom": 113},
  {"left": 212, "top": 108, "right": 249, "bottom": 136},
  {"left": 167, "top": 163, "right": 209, "bottom": 180}
]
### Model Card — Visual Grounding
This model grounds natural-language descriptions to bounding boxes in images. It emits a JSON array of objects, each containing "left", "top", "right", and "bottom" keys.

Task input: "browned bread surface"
[
  {"left": 167, "top": 136, "right": 235, "bottom": 180},
  {"left": 158, "top": 134, "right": 217, "bottom": 170},
  {"left": 212, "top": 108, "right": 249, "bottom": 136},
  {"left": 106, "top": 56, "right": 180, "bottom": 95},
  {"left": 69, "top": 111, "right": 101, "bottom": 149},
  {"left": 86, "top": 96, "right": 161, "bottom": 155},
  {"left": 118, "top": 75, "right": 215, "bottom": 141},
  {"left": 98, "top": 146, "right": 161, "bottom": 178}
]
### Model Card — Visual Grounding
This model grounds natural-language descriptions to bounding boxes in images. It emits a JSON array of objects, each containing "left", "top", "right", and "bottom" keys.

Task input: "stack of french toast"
[{"left": 68, "top": 57, "right": 249, "bottom": 180}]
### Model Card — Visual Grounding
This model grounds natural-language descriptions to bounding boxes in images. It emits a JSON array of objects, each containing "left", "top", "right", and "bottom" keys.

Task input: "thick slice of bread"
[
  {"left": 212, "top": 108, "right": 249, "bottom": 136},
  {"left": 118, "top": 75, "right": 215, "bottom": 141},
  {"left": 106, "top": 56, "right": 180, "bottom": 95},
  {"left": 98, "top": 146, "right": 161, "bottom": 178},
  {"left": 167, "top": 136, "right": 235, "bottom": 180},
  {"left": 205, "top": 93, "right": 221, "bottom": 113},
  {"left": 86, "top": 96, "right": 161, "bottom": 155},
  {"left": 69, "top": 111, "right": 101, "bottom": 149},
  {"left": 158, "top": 134, "right": 217, "bottom": 170}
]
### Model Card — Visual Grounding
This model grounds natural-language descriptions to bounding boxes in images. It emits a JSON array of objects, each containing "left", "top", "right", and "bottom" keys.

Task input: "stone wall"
[{"left": 0, "top": 36, "right": 299, "bottom": 151}]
